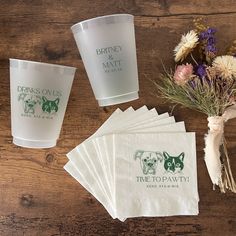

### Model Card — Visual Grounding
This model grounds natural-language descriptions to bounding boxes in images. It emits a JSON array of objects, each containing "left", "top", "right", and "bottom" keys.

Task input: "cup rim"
[
  {"left": 9, "top": 58, "right": 77, "bottom": 71},
  {"left": 71, "top": 14, "right": 134, "bottom": 34}
]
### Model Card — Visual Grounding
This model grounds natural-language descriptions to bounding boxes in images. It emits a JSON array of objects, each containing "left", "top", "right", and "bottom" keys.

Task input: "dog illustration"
[
  {"left": 18, "top": 93, "right": 41, "bottom": 114},
  {"left": 134, "top": 150, "right": 163, "bottom": 175}
]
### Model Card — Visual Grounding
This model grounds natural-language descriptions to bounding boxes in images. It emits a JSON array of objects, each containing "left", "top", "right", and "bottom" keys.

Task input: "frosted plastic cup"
[
  {"left": 9, "top": 59, "right": 76, "bottom": 148},
  {"left": 71, "top": 14, "right": 139, "bottom": 106}
]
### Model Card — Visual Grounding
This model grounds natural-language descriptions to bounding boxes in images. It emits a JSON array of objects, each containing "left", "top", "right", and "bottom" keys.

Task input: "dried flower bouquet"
[{"left": 154, "top": 19, "right": 236, "bottom": 193}]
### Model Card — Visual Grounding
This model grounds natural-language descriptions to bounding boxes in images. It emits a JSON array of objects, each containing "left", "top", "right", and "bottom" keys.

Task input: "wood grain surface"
[{"left": 0, "top": 1, "right": 236, "bottom": 235}]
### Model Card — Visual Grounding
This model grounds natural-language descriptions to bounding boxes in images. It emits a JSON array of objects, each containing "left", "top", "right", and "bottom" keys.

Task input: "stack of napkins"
[{"left": 64, "top": 106, "right": 199, "bottom": 221}]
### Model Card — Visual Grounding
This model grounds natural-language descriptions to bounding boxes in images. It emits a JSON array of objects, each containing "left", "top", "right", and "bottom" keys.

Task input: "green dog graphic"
[
  {"left": 42, "top": 96, "right": 59, "bottom": 114},
  {"left": 18, "top": 93, "right": 41, "bottom": 114},
  {"left": 163, "top": 151, "right": 184, "bottom": 174},
  {"left": 135, "top": 150, "right": 163, "bottom": 175}
]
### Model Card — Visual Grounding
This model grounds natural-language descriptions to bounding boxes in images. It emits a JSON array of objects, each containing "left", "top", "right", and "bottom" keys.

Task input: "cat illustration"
[
  {"left": 163, "top": 152, "right": 184, "bottom": 174},
  {"left": 42, "top": 96, "right": 59, "bottom": 114}
]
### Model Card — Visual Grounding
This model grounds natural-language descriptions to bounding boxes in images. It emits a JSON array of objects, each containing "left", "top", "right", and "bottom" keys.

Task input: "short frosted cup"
[
  {"left": 71, "top": 14, "right": 139, "bottom": 106},
  {"left": 10, "top": 59, "right": 76, "bottom": 148}
]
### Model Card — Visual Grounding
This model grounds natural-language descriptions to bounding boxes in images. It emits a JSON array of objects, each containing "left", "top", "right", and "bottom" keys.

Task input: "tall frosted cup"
[
  {"left": 71, "top": 14, "right": 139, "bottom": 106},
  {"left": 10, "top": 59, "right": 76, "bottom": 148}
]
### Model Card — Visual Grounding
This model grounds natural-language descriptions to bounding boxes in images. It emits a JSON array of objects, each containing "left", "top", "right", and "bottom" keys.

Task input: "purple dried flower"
[
  {"left": 199, "top": 32, "right": 207, "bottom": 40},
  {"left": 208, "top": 37, "right": 216, "bottom": 45},
  {"left": 206, "top": 28, "right": 216, "bottom": 34},
  {"left": 195, "top": 64, "right": 207, "bottom": 78},
  {"left": 200, "top": 28, "right": 217, "bottom": 40},
  {"left": 206, "top": 44, "right": 217, "bottom": 53},
  {"left": 199, "top": 27, "right": 217, "bottom": 55}
]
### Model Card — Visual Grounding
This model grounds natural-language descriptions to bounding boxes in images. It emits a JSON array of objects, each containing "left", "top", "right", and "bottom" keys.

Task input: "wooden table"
[{"left": 0, "top": 1, "right": 236, "bottom": 235}]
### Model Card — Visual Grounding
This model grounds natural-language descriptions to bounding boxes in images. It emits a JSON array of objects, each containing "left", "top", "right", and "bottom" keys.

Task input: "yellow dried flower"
[
  {"left": 227, "top": 40, "right": 236, "bottom": 56},
  {"left": 193, "top": 18, "right": 208, "bottom": 33}
]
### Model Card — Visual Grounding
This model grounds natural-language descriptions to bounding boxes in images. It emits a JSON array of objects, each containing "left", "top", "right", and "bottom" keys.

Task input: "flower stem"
[
  {"left": 190, "top": 53, "right": 198, "bottom": 66},
  {"left": 220, "top": 137, "right": 236, "bottom": 193}
]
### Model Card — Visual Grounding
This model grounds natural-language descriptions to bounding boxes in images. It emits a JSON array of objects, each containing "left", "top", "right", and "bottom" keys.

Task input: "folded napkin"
[{"left": 64, "top": 106, "right": 199, "bottom": 221}]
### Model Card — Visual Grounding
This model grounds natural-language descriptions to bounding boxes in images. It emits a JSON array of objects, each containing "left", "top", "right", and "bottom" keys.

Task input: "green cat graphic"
[
  {"left": 42, "top": 96, "right": 59, "bottom": 114},
  {"left": 163, "top": 152, "right": 184, "bottom": 174}
]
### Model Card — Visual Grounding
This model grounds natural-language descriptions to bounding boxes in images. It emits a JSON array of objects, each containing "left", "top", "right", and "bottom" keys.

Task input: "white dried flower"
[
  {"left": 174, "top": 30, "right": 199, "bottom": 62},
  {"left": 213, "top": 55, "right": 236, "bottom": 80}
]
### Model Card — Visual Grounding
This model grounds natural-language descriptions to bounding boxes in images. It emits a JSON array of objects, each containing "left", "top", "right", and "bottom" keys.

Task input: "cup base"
[
  {"left": 13, "top": 137, "right": 56, "bottom": 149},
  {"left": 97, "top": 91, "right": 139, "bottom": 107}
]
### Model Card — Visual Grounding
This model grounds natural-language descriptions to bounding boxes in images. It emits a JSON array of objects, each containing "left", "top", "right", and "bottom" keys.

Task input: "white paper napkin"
[
  {"left": 64, "top": 106, "right": 199, "bottom": 221},
  {"left": 114, "top": 132, "right": 199, "bottom": 218}
]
